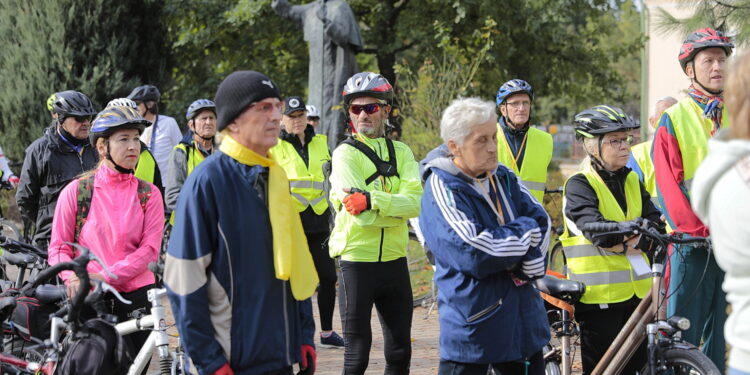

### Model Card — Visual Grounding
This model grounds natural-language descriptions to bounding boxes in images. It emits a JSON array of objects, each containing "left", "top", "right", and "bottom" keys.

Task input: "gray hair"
[
  {"left": 582, "top": 136, "right": 600, "bottom": 157},
  {"left": 440, "top": 97, "right": 497, "bottom": 146},
  {"left": 651, "top": 96, "right": 678, "bottom": 117}
]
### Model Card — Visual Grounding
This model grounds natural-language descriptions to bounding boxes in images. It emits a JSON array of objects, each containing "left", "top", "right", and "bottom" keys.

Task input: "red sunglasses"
[{"left": 349, "top": 103, "right": 384, "bottom": 115}]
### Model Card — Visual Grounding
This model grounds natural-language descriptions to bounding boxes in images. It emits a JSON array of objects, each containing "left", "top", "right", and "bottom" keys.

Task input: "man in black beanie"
[{"left": 166, "top": 70, "right": 318, "bottom": 375}]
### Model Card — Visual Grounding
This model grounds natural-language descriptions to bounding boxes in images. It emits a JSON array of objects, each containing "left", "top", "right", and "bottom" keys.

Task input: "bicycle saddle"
[
  {"left": 534, "top": 275, "right": 585, "bottom": 301},
  {"left": 35, "top": 284, "right": 67, "bottom": 304},
  {"left": 2, "top": 251, "right": 37, "bottom": 266}
]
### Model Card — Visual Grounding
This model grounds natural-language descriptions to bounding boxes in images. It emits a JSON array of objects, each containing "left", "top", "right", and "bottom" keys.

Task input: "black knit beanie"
[{"left": 214, "top": 70, "right": 282, "bottom": 131}]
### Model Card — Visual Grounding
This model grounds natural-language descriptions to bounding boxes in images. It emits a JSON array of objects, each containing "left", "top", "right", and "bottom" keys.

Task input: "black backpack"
[
  {"left": 57, "top": 318, "right": 132, "bottom": 375},
  {"left": 341, "top": 137, "right": 399, "bottom": 185}
]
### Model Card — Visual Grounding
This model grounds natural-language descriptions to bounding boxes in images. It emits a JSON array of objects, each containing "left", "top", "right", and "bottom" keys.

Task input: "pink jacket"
[{"left": 48, "top": 165, "right": 164, "bottom": 293}]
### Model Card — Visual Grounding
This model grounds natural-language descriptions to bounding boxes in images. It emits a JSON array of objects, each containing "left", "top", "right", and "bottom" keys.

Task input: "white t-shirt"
[{"left": 140, "top": 115, "right": 183, "bottom": 187}]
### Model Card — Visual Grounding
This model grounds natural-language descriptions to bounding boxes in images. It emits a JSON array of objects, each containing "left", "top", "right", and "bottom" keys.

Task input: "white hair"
[{"left": 440, "top": 97, "right": 497, "bottom": 146}]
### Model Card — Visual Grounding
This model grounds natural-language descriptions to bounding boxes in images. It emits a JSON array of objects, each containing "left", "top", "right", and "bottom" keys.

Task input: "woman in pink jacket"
[{"left": 48, "top": 105, "right": 164, "bottom": 356}]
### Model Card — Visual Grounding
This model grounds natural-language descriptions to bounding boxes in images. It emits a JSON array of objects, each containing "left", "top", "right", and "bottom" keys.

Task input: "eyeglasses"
[
  {"left": 249, "top": 101, "right": 283, "bottom": 113},
  {"left": 604, "top": 135, "right": 634, "bottom": 148},
  {"left": 505, "top": 100, "right": 531, "bottom": 109},
  {"left": 349, "top": 103, "right": 384, "bottom": 116}
]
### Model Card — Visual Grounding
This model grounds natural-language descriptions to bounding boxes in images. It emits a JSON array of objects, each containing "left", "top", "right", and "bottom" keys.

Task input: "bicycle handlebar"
[
  {"left": 581, "top": 219, "right": 710, "bottom": 247},
  {"left": 0, "top": 234, "right": 47, "bottom": 259}
]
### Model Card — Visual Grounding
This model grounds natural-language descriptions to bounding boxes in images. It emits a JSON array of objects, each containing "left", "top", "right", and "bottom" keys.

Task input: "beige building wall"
[{"left": 644, "top": 0, "right": 697, "bottom": 133}]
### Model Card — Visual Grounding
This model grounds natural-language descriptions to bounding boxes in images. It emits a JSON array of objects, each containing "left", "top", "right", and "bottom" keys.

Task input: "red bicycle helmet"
[{"left": 678, "top": 28, "right": 734, "bottom": 73}]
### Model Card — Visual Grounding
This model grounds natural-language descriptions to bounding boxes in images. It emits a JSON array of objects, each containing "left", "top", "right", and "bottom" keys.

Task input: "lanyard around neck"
[
  {"left": 475, "top": 174, "right": 505, "bottom": 225},
  {"left": 503, "top": 131, "right": 528, "bottom": 172}
]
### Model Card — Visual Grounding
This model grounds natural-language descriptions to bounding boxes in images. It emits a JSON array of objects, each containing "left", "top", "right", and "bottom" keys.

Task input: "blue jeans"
[
  {"left": 667, "top": 243, "right": 727, "bottom": 373},
  {"left": 438, "top": 351, "right": 544, "bottom": 375}
]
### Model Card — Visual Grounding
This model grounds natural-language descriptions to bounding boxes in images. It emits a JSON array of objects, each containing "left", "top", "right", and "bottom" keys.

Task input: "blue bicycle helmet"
[
  {"left": 185, "top": 99, "right": 216, "bottom": 120},
  {"left": 496, "top": 79, "right": 534, "bottom": 106}
]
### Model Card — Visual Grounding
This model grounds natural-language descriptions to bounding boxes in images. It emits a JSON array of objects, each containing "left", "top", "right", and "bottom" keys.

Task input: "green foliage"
[
  {"left": 0, "top": 0, "right": 644, "bottom": 166},
  {"left": 396, "top": 18, "right": 496, "bottom": 160},
  {"left": 164, "top": 0, "right": 308, "bottom": 124},
  {"left": 654, "top": 0, "right": 750, "bottom": 44},
  {"left": 0, "top": 0, "right": 170, "bottom": 161}
]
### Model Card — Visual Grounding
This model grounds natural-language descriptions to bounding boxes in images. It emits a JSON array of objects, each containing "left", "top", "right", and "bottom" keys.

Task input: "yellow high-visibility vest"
[
  {"left": 169, "top": 143, "right": 210, "bottom": 225},
  {"left": 560, "top": 165, "right": 651, "bottom": 304},
  {"left": 271, "top": 134, "right": 331, "bottom": 215},
  {"left": 174, "top": 143, "right": 206, "bottom": 176},
  {"left": 134, "top": 149, "right": 157, "bottom": 184},
  {"left": 663, "top": 98, "right": 729, "bottom": 193},
  {"left": 497, "top": 125, "right": 553, "bottom": 202}
]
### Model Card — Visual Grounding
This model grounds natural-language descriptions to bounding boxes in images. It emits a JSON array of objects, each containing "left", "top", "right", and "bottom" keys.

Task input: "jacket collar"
[
  {"left": 280, "top": 125, "right": 315, "bottom": 146},
  {"left": 499, "top": 117, "right": 529, "bottom": 136}
]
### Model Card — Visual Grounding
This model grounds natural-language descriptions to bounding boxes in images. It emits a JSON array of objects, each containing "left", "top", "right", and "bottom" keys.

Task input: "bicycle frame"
[
  {"left": 115, "top": 287, "right": 182, "bottom": 375},
  {"left": 589, "top": 227, "right": 705, "bottom": 375}
]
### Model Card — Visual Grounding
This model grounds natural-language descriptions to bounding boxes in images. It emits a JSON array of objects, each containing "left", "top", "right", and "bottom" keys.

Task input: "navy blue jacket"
[
  {"left": 419, "top": 145, "right": 551, "bottom": 363},
  {"left": 165, "top": 151, "right": 314, "bottom": 375}
]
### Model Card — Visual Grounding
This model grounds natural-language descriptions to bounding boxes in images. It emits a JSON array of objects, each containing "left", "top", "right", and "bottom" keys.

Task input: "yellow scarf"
[{"left": 220, "top": 135, "right": 319, "bottom": 300}]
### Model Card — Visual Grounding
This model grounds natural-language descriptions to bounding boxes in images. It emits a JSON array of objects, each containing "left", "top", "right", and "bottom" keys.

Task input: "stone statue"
[{"left": 272, "top": 0, "right": 363, "bottom": 149}]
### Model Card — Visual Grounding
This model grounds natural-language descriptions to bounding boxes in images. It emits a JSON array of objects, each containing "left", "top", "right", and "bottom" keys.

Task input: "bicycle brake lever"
[
  {"left": 99, "top": 281, "right": 132, "bottom": 305},
  {"left": 65, "top": 242, "right": 118, "bottom": 280}
]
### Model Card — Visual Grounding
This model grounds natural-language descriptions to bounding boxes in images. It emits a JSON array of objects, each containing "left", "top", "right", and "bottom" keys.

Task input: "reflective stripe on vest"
[
  {"left": 134, "top": 150, "right": 157, "bottom": 184},
  {"left": 560, "top": 167, "right": 651, "bottom": 304},
  {"left": 496, "top": 125, "right": 553, "bottom": 202},
  {"left": 271, "top": 135, "right": 331, "bottom": 214},
  {"left": 665, "top": 98, "right": 729, "bottom": 197}
]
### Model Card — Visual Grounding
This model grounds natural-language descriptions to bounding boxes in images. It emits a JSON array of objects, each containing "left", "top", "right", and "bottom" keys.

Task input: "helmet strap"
[
  {"left": 693, "top": 76, "right": 723, "bottom": 96},
  {"left": 502, "top": 103, "right": 531, "bottom": 130},
  {"left": 689, "top": 62, "right": 723, "bottom": 96},
  {"left": 104, "top": 141, "right": 134, "bottom": 174}
]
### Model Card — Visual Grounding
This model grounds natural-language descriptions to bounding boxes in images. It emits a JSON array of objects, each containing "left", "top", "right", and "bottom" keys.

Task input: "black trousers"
[
  {"left": 306, "top": 231, "right": 337, "bottom": 331},
  {"left": 338, "top": 258, "right": 412, "bottom": 375},
  {"left": 438, "top": 351, "right": 545, "bottom": 375},
  {"left": 576, "top": 298, "right": 647, "bottom": 375}
]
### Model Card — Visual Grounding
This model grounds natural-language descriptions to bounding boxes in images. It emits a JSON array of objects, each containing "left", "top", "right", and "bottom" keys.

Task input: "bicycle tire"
[
  {"left": 0, "top": 219, "right": 21, "bottom": 241},
  {"left": 643, "top": 347, "right": 720, "bottom": 375},
  {"left": 544, "top": 344, "right": 562, "bottom": 375},
  {"left": 548, "top": 241, "right": 566, "bottom": 275}
]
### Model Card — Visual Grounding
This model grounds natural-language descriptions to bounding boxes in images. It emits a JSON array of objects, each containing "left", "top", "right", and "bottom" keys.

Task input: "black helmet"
[
  {"left": 573, "top": 105, "right": 638, "bottom": 138},
  {"left": 127, "top": 85, "right": 161, "bottom": 102},
  {"left": 89, "top": 106, "right": 149, "bottom": 146},
  {"left": 185, "top": 99, "right": 216, "bottom": 120},
  {"left": 678, "top": 28, "right": 734, "bottom": 73},
  {"left": 342, "top": 72, "right": 393, "bottom": 106},
  {"left": 51, "top": 90, "right": 97, "bottom": 119}
]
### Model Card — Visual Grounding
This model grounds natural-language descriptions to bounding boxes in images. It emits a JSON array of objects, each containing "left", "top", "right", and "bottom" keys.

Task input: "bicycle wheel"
[
  {"left": 548, "top": 241, "right": 566, "bottom": 275},
  {"left": 644, "top": 347, "right": 720, "bottom": 375},
  {"left": 544, "top": 344, "right": 561, "bottom": 375}
]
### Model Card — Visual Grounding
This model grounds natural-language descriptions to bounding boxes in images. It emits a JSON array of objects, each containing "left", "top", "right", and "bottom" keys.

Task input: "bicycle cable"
[{"left": 668, "top": 240, "right": 713, "bottom": 317}]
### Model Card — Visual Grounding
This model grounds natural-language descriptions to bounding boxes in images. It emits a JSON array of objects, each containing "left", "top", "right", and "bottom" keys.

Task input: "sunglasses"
[
  {"left": 70, "top": 115, "right": 92, "bottom": 123},
  {"left": 349, "top": 103, "right": 384, "bottom": 116}
]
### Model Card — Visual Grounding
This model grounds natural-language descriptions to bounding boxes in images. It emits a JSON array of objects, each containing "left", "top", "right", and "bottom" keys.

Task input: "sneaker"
[{"left": 319, "top": 331, "right": 345, "bottom": 348}]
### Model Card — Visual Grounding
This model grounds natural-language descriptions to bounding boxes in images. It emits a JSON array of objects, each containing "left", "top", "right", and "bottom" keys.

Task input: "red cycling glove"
[
  {"left": 298, "top": 344, "right": 316, "bottom": 375},
  {"left": 7, "top": 175, "right": 19, "bottom": 188},
  {"left": 211, "top": 363, "right": 234, "bottom": 375},
  {"left": 342, "top": 188, "right": 371, "bottom": 215}
]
